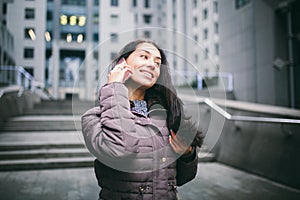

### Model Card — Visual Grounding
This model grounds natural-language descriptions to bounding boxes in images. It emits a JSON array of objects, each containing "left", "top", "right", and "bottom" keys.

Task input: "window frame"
[
  {"left": 24, "top": 48, "right": 34, "bottom": 59},
  {"left": 25, "top": 8, "right": 35, "bottom": 20}
]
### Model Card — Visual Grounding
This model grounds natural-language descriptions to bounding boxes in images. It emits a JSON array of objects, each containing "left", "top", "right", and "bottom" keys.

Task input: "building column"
[{"left": 52, "top": 40, "right": 59, "bottom": 99}]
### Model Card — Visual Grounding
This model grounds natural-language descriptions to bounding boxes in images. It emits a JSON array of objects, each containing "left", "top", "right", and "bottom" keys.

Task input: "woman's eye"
[{"left": 141, "top": 55, "right": 147, "bottom": 59}]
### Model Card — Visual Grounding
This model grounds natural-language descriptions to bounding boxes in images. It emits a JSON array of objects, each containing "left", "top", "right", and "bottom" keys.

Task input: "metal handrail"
[
  {"left": 179, "top": 94, "right": 300, "bottom": 124},
  {"left": 202, "top": 98, "right": 300, "bottom": 124},
  {"left": 0, "top": 65, "right": 54, "bottom": 99}
]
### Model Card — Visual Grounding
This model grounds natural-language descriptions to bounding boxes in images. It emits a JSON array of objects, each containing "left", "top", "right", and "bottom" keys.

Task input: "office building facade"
[
  {"left": 5, "top": 0, "right": 220, "bottom": 100},
  {"left": 219, "top": 0, "right": 300, "bottom": 108},
  {"left": 0, "top": 0, "right": 15, "bottom": 67}
]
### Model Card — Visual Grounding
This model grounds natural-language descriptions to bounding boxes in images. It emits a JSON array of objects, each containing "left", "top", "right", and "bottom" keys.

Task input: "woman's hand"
[
  {"left": 108, "top": 58, "right": 133, "bottom": 83},
  {"left": 169, "top": 130, "right": 193, "bottom": 155}
]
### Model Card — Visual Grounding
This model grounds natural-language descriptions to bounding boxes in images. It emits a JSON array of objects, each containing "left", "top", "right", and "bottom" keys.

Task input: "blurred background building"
[
  {"left": 1, "top": 0, "right": 300, "bottom": 193},
  {"left": 219, "top": 0, "right": 300, "bottom": 108},
  {"left": 0, "top": 0, "right": 15, "bottom": 67},
  {"left": 1, "top": 0, "right": 299, "bottom": 108},
  {"left": 2, "top": 0, "right": 221, "bottom": 101}
]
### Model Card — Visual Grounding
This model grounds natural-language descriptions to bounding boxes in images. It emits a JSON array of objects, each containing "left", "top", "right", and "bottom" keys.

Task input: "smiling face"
[{"left": 125, "top": 42, "right": 162, "bottom": 90}]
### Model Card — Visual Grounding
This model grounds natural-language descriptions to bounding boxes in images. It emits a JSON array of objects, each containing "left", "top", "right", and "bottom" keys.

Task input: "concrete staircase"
[
  {"left": 0, "top": 100, "right": 96, "bottom": 171},
  {"left": 0, "top": 99, "right": 214, "bottom": 171}
]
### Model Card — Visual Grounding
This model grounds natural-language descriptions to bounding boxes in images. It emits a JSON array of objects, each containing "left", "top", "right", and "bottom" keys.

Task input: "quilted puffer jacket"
[{"left": 81, "top": 83, "right": 198, "bottom": 200}]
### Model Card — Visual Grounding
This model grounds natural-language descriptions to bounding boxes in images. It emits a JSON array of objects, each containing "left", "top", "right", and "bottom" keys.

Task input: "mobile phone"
[{"left": 119, "top": 57, "right": 132, "bottom": 82}]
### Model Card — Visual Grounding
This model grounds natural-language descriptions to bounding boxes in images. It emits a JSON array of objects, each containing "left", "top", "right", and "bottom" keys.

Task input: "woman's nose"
[{"left": 146, "top": 59, "right": 156, "bottom": 69}]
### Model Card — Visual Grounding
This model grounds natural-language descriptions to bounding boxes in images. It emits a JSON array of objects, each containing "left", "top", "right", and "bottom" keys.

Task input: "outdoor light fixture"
[
  {"left": 78, "top": 16, "right": 86, "bottom": 26},
  {"left": 77, "top": 34, "right": 83, "bottom": 43},
  {"left": 273, "top": 57, "right": 290, "bottom": 70},
  {"left": 60, "top": 15, "right": 67, "bottom": 25},
  {"left": 67, "top": 33, "right": 72, "bottom": 43},
  {"left": 28, "top": 29, "right": 36, "bottom": 40},
  {"left": 44, "top": 31, "right": 51, "bottom": 42},
  {"left": 69, "top": 16, "right": 77, "bottom": 26}
]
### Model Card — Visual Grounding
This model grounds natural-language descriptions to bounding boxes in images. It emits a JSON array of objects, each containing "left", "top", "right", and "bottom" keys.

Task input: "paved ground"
[{"left": 1, "top": 162, "right": 300, "bottom": 200}]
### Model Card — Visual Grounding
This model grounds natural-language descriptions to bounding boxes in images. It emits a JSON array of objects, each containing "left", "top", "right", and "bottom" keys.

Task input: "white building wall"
[
  {"left": 4, "top": 0, "right": 221, "bottom": 99},
  {"left": 98, "top": 0, "right": 135, "bottom": 87},
  {"left": 218, "top": 0, "right": 278, "bottom": 104},
  {"left": 218, "top": 0, "right": 257, "bottom": 102},
  {"left": 7, "top": 0, "right": 47, "bottom": 83}
]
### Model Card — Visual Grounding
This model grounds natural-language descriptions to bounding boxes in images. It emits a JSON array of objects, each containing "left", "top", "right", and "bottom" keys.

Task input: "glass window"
[
  {"left": 111, "top": 0, "right": 118, "bottom": 7},
  {"left": 133, "top": 0, "right": 137, "bottom": 7},
  {"left": 236, "top": 0, "right": 250, "bottom": 9},
  {"left": 214, "top": 22, "right": 219, "bottom": 34},
  {"left": 202, "top": 8, "right": 208, "bottom": 20},
  {"left": 93, "top": 33, "right": 99, "bottom": 42},
  {"left": 144, "top": 0, "right": 150, "bottom": 8},
  {"left": 2, "top": 3, "right": 7, "bottom": 15},
  {"left": 143, "top": 14, "right": 152, "bottom": 24},
  {"left": 203, "top": 28, "right": 208, "bottom": 40},
  {"left": 110, "top": 33, "right": 118, "bottom": 42},
  {"left": 111, "top": 52, "right": 117, "bottom": 60},
  {"left": 94, "top": 0, "right": 99, "bottom": 6},
  {"left": 193, "top": 17, "right": 198, "bottom": 26},
  {"left": 144, "top": 31, "right": 151, "bottom": 38},
  {"left": 24, "top": 67, "right": 34, "bottom": 76},
  {"left": 213, "top": 1, "right": 218, "bottom": 13},
  {"left": 194, "top": 54, "right": 198, "bottom": 63},
  {"left": 24, "top": 48, "right": 34, "bottom": 59},
  {"left": 47, "top": 11, "right": 53, "bottom": 21},
  {"left": 93, "top": 14, "right": 99, "bottom": 24},
  {"left": 111, "top": 14, "right": 119, "bottom": 24},
  {"left": 25, "top": 8, "right": 35, "bottom": 19},
  {"left": 193, "top": 0, "right": 197, "bottom": 8},
  {"left": 204, "top": 48, "right": 209, "bottom": 59},
  {"left": 214, "top": 43, "right": 219, "bottom": 56},
  {"left": 61, "top": 0, "right": 86, "bottom": 6},
  {"left": 24, "top": 28, "right": 35, "bottom": 40},
  {"left": 194, "top": 35, "right": 198, "bottom": 42}
]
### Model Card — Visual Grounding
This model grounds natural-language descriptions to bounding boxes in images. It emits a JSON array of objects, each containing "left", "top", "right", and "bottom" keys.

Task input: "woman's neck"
[{"left": 127, "top": 85, "right": 146, "bottom": 100}]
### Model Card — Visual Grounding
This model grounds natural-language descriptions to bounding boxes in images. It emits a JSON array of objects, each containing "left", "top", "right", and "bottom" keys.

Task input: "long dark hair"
[{"left": 110, "top": 39, "right": 203, "bottom": 147}]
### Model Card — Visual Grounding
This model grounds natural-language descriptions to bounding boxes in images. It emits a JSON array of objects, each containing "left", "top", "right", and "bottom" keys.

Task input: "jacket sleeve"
[
  {"left": 176, "top": 147, "right": 198, "bottom": 186},
  {"left": 81, "top": 82, "right": 139, "bottom": 159}
]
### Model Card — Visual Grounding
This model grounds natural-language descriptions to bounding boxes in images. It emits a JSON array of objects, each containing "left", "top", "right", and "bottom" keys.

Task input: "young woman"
[{"left": 81, "top": 39, "right": 204, "bottom": 200}]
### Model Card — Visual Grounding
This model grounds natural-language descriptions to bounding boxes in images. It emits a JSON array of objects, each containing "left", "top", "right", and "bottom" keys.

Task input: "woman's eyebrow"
[{"left": 140, "top": 49, "right": 161, "bottom": 60}]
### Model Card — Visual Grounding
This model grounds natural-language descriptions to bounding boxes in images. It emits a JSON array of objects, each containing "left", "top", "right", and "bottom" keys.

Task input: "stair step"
[
  {"left": 24, "top": 109, "right": 87, "bottom": 115},
  {"left": 3, "top": 124, "right": 79, "bottom": 131},
  {"left": 0, "top": 143, "right": 84, "bottom": 151},
  {"left": 0, "top": 157, "right": 94, "bottom": 171},
  {"left": 23, "top": 100, "right": 96, "bottom": 115},
  {"left": 0, "top": 148, "right": 92, "bottom": 160},
  {"left": 0, "top": 131, "right": 85, "bottom": 149},
  {"left": 198, "top": 152, "right": 215, "bottom": 162},
  {"left": 0, "top": 100, "right": 97, "bottom": 170},
  {"left": 198, "top": 145, "right": 216, "bottom": 162},
  {"left": 3, "top": 115, "right": 81, "bottom": 131}
]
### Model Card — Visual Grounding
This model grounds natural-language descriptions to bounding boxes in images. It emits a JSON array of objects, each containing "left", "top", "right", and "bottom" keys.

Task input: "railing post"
[
  {"left": 24, "top": 77, "right": 29, "bottom": 89},
  {"left": 227, "top": 73, "right": 233, "bottom": 92},
  {"left": 197, "top": 73, "right": 203, "bottom": 90},
  {"left": 17, "top": 69, "right": 22, "bottom": 86}
]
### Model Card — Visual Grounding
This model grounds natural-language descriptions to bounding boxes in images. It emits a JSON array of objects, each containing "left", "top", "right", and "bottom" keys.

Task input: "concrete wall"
[
  {"left": 0, "top": 89, "right": 40, "bottom": 131},
  {"left": 187, "top": 102, "right": 300, "bottom": 190},
  {"left": 218, "top": 0, "right": 290, "bottom": 106},
  {"left": 215, "top": 110, "right": 300, "bottom": 189}
]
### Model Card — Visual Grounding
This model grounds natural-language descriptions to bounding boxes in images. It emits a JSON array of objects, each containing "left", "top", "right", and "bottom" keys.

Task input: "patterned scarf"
[{"left": 130, "top": 100, "right": 148, "bottom": 117}]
